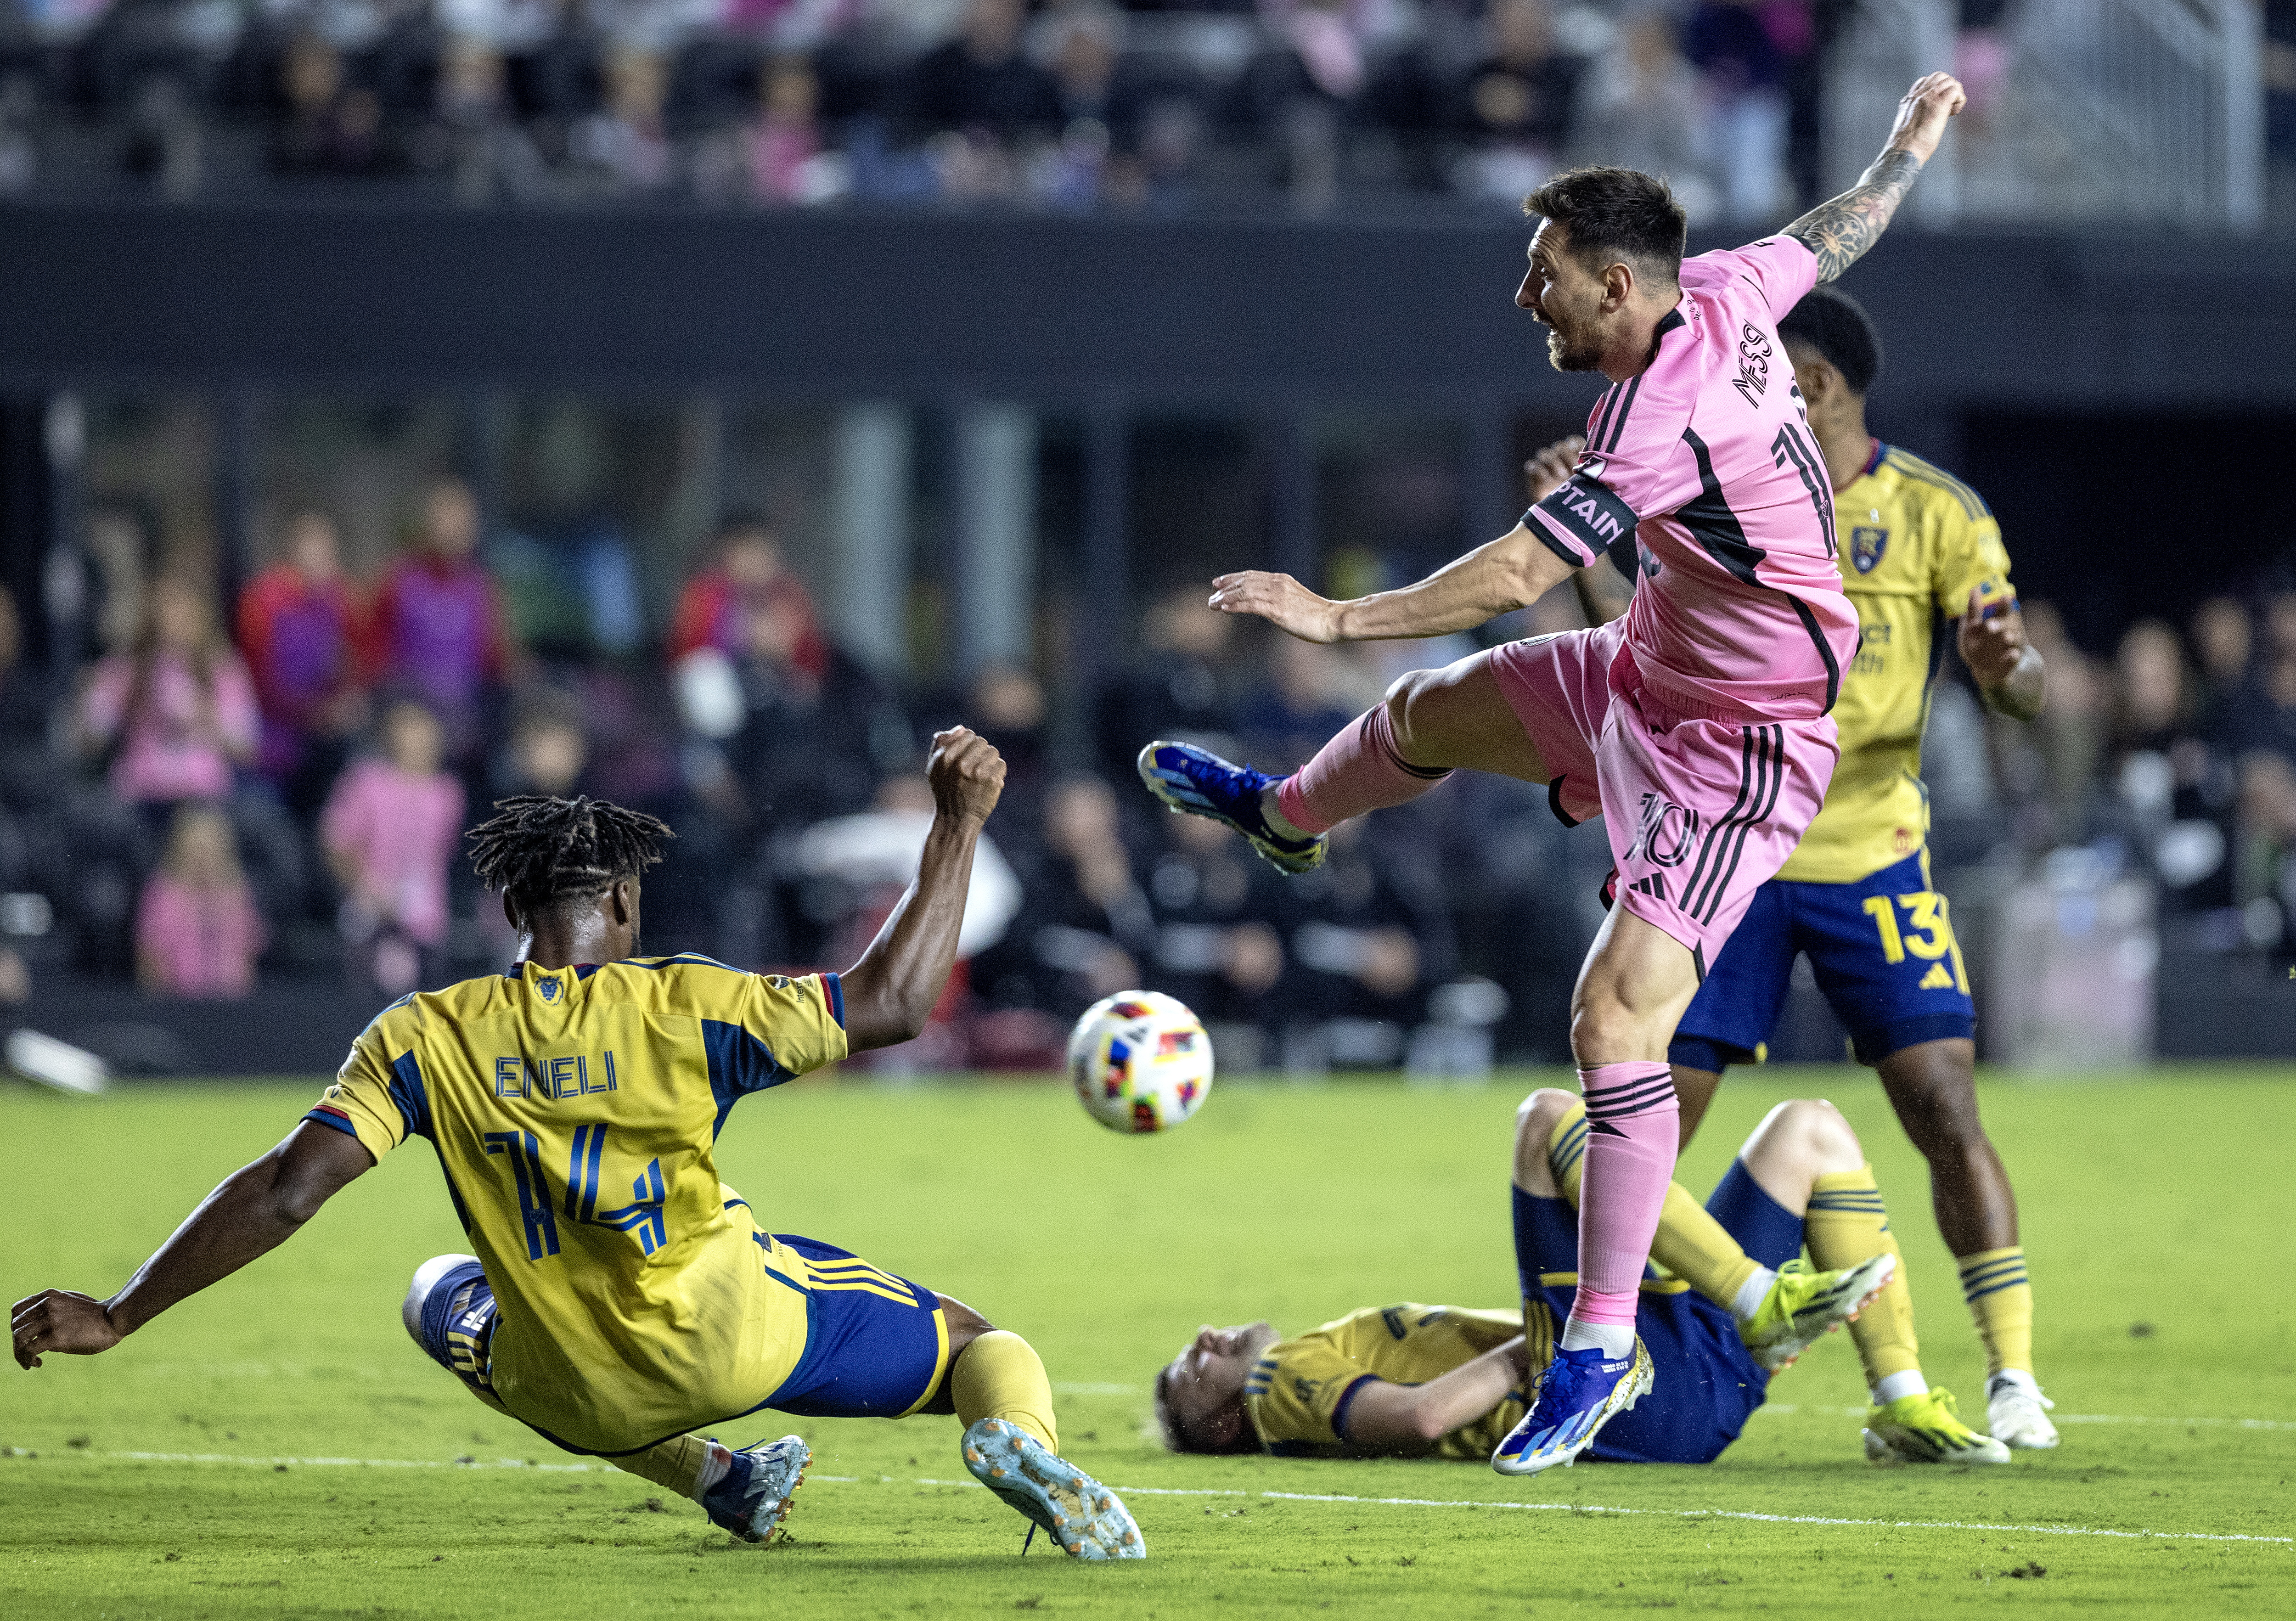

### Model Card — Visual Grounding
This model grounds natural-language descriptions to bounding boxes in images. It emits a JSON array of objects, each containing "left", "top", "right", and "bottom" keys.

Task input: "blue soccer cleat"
[
  {"left": 699, "top": 1434, "right": 810, "bottom": 1543},
  {"left": 1136, "top": 740, "right": 1325, "bottom": 876},
  {"left": 961, "top": 1418, "right": 1146, "bottom": 1560},
  {"left": 1491, "top": 1340, "right": 1654, "bottom": 1477}
]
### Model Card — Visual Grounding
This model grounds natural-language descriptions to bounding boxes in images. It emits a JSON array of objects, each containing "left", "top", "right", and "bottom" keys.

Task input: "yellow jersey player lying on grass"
[
  {"left": 11, "top": 729, "right": 1144, "bottom": 1562},
  {"left": 1154, "top": 1090, "right": 2009, "bottom": 1469}
]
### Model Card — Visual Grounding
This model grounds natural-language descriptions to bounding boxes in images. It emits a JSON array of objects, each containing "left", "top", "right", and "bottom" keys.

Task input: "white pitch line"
[
  {"left": 880, "top": 1476, "right": 2288, "bottom": 1546},
  {"left": 1756, "top": 1404, "right": 2296, "bottom": 1433},
  {"left": 100, "top": 1451, "right": 604, "bottom": 1472},
  {"left": 28, "top": 1450, "right": 2285, "bottom": 1548}
]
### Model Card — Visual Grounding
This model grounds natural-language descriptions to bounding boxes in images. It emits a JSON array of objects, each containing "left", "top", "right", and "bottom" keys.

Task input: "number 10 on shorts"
[{"left": 1862, "top": 891, "right": 1969, "bottom": 993}]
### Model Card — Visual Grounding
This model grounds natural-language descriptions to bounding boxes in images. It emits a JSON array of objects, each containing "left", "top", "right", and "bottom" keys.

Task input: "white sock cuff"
[
  {"left": 1557, "top": 1318, "right": 1637, "bottom": 1360},
  {"left": 692, "top": 1441, "right": 734, "bottom": 1499},
  {"left": 1262, "top": 784, "right": 1311, "bottom": 841},
  {"left": 1872, "top": 1370, "right": 1928, "bottom": 1407},
  {"left": 1730, "top": 1266, "right": 1778, "bottom": 1325}
]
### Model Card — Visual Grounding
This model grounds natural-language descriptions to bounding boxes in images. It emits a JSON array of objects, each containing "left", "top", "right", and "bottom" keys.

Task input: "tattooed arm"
[{"left": 1784, "top": 72, "right": 1967, "bottom": 283}]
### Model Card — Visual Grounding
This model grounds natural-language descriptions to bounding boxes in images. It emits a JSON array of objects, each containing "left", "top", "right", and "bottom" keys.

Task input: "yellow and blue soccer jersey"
[
  {"left": 1778, "top": 443, "right": 2013, "bottom": 884},
  {"left": 1243, "top": 1305, "right": 1526, "bottom": 1460},
  {"left": 307, "top": 956, "right": 848, "bottom": 1455}
]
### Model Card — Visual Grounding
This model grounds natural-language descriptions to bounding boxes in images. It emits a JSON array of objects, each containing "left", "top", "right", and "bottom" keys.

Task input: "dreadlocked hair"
[{"left": 466, "top": 795, "right": 673, "bottom": 920}]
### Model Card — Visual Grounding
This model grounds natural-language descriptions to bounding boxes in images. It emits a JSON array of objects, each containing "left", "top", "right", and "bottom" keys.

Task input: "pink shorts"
[{"left": 1487, "top": 620, "right": 1839, "bottom": 973}]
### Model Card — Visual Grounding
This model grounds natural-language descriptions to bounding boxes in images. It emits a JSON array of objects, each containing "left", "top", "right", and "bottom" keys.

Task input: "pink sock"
[
  {"left": 1568, "top": 1063, "right": 1680, "bottom": 1333},
  {"left": 1273, "top": 704, "right": 1450, "bottom": 836}
]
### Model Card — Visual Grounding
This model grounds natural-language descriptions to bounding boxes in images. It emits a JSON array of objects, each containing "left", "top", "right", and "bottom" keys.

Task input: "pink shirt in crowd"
[
  {"left": 137, "top": 873, "right": 265, "bottom": 999},
  {"left": 81, "top": 652, "right": 260, "bottom": 803},
  {"left": 321, "top": 759, "right": 466, "bottom": 945},
  {"left": 1525, "top": 235, "right": 1859, "bottom": 724}
]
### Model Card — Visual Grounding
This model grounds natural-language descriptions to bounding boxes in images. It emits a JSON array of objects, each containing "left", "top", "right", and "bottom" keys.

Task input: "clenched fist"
[
  {"left": 928, "top": 727, "right": 1007, "bottom": 827},
  {"left": 1885, "top": 72, "right": 1967, "bottom": 166}
]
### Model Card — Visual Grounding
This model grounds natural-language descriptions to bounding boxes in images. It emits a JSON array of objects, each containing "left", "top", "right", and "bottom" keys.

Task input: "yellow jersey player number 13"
[
  {"left": 11, "top": 729, "right": 1146, "bottom": 1562},
  {"left": 1660, "top": 287, "right": 2059, "bottom": 1454}
]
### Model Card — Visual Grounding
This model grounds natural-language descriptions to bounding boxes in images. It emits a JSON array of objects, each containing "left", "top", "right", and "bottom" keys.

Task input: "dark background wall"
[
  {"left": 3, "top": 206, "right": 2292, "bottom": 405},
  {"left": 6, "top": 204, "right": 2291, "bottom": 650}
]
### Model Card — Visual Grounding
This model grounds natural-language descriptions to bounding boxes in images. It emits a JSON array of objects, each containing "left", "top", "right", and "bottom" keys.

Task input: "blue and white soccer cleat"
[
  {"left": 1491, "top": 1339, "right": 1654, "bottom": 1477},
  {"left": 1136, "top": 740, "right": 1325, "bottom": 876},
  {"left": 699, "top": 1434, "right": 810, "bottom": 1543},
  {"left": 961, "top": 1418, "right": 1146, "bottom": 1560}
]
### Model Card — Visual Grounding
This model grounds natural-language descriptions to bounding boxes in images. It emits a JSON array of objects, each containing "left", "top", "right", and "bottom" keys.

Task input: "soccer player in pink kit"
[{"left": 1140, "top": 73, "right": 1967, "bottom": 1475}]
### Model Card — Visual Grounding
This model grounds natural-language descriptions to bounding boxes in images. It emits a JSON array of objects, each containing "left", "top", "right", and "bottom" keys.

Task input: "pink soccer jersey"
[{"left": 1524, "top": 236, "right": 1859, "bottom": 723}]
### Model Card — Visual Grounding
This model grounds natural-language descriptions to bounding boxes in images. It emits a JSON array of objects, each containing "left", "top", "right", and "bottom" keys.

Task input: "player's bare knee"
[
  {"left": 1384, "top": 669, "right": 1437, "bottom": 761},
  {"left": 1567, "top": 996, "right": 1654, "bottom": 1064},
  {"left": 1739, "top": 1099, "right": 1858, "bottom": 1183},
  {"left": 1881, "top": 1042, "right": 1987, "bottom": 1156},
  {"left": 1514, "top": 1088, "right": 1576, "bottom": 1190},
  {"left": 1782, "top": 1098, "right": 1863, "bottom": 1173}
]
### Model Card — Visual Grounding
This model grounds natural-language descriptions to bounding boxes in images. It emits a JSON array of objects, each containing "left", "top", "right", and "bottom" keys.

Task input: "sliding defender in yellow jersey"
[{"left": 11, "top": 729, "right": 1143, "bottom": 1562}]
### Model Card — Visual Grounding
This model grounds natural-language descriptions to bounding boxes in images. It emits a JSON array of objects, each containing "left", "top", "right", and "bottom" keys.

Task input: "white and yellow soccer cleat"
[
  {"left": 1986, "top": 1370, "right": 2061, "bottom": 1450},
  {"left": 699, "top": 1434, "right": 810, "bottom": 1543},
  {"left": 1491, "top": 1339, "right": 1655, "bottom": 1476},
  {"left": 1862, "top": 1387, "right": 2012, "bottom": 1465},
  {"left": 962, "top": 1418, "right": 1146, "bottom": 1560},
  {"left": 1739, "top": 1255, "right": 1897, "bottom": 1374}
]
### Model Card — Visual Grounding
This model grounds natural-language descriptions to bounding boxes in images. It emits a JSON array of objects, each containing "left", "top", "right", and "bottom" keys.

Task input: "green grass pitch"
[{"left": 4, "top": 1066, "right": 2292, "bottom": 1617}]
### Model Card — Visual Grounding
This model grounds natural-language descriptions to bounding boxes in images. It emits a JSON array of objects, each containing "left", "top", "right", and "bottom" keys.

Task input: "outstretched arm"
[
  {"left": 1208, "top": 526, "right": 1577, "bottom": 645},
  {"left": 1339, "top": 1337, "right": 1532, "bottom": 1451},
  {"left": 1783, "top": 72, "right": 1965, "bottom": 284},
  {"left": 838, "top": 727, "right": 1007, "bottom": 1052},
  {"left": 12, "top": 1121, "right": 373, "bottom": 1369}
]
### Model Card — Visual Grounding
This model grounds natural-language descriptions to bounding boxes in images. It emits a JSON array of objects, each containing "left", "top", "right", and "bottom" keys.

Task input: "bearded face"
[
  {"left": 1519, "top": 219, "right": 1611, "bottom": 374},
  {"left": 1544, "top": 304, "right": 1609, "bottom": 373}
]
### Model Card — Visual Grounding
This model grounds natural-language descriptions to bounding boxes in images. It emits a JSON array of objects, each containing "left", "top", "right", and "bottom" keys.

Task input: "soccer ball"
[{"left": 1067, "top": 991, "right": 1214, "bottom": 1134}]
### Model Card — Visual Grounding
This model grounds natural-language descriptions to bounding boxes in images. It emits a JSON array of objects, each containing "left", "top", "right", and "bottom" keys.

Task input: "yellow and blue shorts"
[
  {"left": 754, "top": 1233, "right": 951, "bottom": 1420},
  {"left": 1671, "top": 849, "right": 1976, "bottom": 1071},
  {"left": 406, "top": 1235, "right": 952, "bottom": 1433}
]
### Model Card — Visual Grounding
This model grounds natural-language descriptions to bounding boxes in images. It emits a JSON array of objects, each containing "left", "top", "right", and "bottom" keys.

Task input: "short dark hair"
[
  {"left": 467, "top": 794, "right": 673, "bottom": 921},
  {"left": 1151, "top": 1363, "right": 1260, "bottom": 1456},
  {"left": 1778, "top": 286, "right": 1885, "bottom": 396},
  {"left": 1523, "top": 167, "right": 1687, "bottom": 283}
]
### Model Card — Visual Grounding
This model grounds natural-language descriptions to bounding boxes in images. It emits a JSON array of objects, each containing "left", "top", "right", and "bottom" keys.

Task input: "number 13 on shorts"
[{"left": 1862, "top": 891, "right": 1970, "bottom": 993}]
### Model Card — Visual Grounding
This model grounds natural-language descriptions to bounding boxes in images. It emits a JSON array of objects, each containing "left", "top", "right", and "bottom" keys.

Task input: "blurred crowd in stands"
[
  {"left": 0, "top": 484, "right": 1558, "bottom": 1070},
  {"left": 4, "top": 458, "right": 2296, "bottom": 1071},
  {"left": 0, "top": 0, "right": 1912, "bottom": 220}
]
